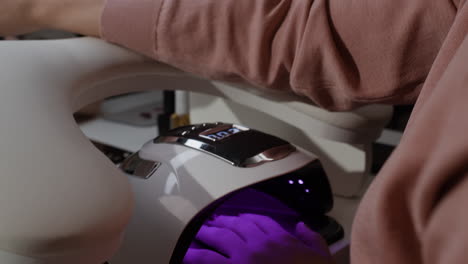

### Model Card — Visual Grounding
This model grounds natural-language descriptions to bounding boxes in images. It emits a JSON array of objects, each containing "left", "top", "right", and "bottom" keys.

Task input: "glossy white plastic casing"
[{"left": 111, "top": 140, "right": 316, "bottom": 263}]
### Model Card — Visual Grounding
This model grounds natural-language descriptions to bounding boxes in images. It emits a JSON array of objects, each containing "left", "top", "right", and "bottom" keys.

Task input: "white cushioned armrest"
[
  {"left": 207, "top": 82, "right": 392, "bottom": 143},
  {"left": 0, "top": 39, "right": 138, "bottom": 262},
  {"left": 0, "top": 37, "right": 391, "bottom": 261}
]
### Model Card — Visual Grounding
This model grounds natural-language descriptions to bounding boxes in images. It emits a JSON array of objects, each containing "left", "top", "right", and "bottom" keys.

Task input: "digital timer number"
[{"left": 199, "top": 125, "right": 248, "bottom": 141}]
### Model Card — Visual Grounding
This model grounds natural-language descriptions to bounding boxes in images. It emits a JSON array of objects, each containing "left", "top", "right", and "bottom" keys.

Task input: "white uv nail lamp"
[
  {"left": 115, "top": 122, "right": 343, "bottom": 264},
  {"left": 0, "top": 38, "right": 392, "bottom": 264}
]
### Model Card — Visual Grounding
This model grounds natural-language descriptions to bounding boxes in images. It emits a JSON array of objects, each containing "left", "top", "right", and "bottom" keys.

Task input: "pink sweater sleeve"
[{"left": 101, "top": 0, "right": 454, "bottom": 110}]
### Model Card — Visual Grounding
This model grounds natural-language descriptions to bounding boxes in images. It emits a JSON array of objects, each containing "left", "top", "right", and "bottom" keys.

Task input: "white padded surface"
[
  {"left": 0, "top": 38, "right": 143, "bottom": 260},
  {"left": 0, "top": 37, "right": 391, "bottom": 261}
]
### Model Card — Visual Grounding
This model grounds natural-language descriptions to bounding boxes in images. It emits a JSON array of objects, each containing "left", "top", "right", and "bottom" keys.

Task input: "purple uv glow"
[
  {"left": 288, "top": 180, "right": 294, "bottom": 184},
  {"left": 298, "top": 179, "right": 304, "bottom": 185},
  {"left": 305, "top": 189, "right": 310, "bottom": 193},
  {"left": 183, "top": 189, "right": 333, "bottom": 263}
]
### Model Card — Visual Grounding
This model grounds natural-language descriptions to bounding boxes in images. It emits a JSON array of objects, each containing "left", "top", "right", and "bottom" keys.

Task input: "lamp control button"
[{"left": 120, "top": 152, "right": 162, "bottom": 179}]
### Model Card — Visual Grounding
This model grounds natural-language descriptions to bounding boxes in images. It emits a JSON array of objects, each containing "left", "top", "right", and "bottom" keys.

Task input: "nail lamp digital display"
[{"left": 199, "top": 124, "right": 248, "bottom": 141}]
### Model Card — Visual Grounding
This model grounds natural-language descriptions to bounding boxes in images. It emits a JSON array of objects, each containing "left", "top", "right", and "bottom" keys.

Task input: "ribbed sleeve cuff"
[{"left": 100, "top": 0, "right": 165, "bottom": 58}]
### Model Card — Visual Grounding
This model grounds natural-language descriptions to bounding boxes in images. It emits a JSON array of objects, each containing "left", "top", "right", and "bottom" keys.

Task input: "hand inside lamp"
[{"left": 183, "top": 214, "right": 334, "bottom": 264}]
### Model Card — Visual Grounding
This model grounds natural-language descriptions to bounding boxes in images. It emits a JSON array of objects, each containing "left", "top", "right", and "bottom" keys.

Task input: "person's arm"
[
  {"left": 99, "top": 0, "right": 456, "bottom": 110},
  {"left": 351, "top": 23, "right": 468, "bottom": 262},
  {"left": 33, "top": 0, "right": 104, "bottom": 37},
  {"left": 0, "top": 0, "right": 456, "bottom": 110},
  {"left": 0, "top": 0, "right": 103, "bottom": 37}
]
